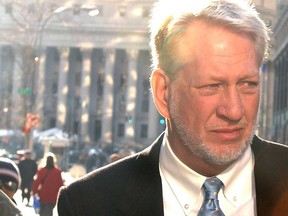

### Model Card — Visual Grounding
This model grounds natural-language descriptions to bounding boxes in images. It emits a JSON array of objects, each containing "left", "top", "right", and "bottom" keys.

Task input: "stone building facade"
[
  {"left": 0, "top": 0, "right": 281, "bottom": 151},
  {"left": 272, "top": 0, "right": 288, "bottom": 143},
  {"left": 0, "top": 0, "right": 163, "bottom": 150},
  {"left": 253, "top": 0, "right": 276, "bottom": 141}
]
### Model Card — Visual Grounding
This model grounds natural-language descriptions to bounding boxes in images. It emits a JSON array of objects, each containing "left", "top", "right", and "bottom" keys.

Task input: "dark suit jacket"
[{"left": 57, "top": 134, "right": 288, "bottom": 216}]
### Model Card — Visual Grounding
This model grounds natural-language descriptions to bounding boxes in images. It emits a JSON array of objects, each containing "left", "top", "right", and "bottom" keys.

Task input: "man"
[
  {"left": 18, "top": 149, "right": 38, "bottom": 205},
  {"left": 0, "top": 157, "right": 22, "bottom": 215},
  {"left": 57, "top": 0, "right": 288, "bottom": 215}
]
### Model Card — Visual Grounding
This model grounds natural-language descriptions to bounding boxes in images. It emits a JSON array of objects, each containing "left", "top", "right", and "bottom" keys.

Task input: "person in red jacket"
[{"left": 32, "top": 152, "right": 63, "bottom": 216}]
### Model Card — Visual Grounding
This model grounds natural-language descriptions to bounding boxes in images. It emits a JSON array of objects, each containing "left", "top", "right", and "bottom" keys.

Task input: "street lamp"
[
  {"left": 33, "top": 4, "right": 100, "bottom": 107},
  {"left": 29, "top": 5, "right": 100, "bottom": 149},
  {"left": 33, "top": 5, "right": 101, "bottom": 114},
  {"left": 32, "top": 6, "right": 69, "bottom": 113},
  {"left": 27, "top": 6, "right": 70, "bottom": 150}
]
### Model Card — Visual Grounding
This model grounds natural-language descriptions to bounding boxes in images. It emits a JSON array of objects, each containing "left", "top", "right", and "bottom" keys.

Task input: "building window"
[
  {"left": 119, "top": 6, "right": 126, "bottom": 17},
  {"left": 118, "top": 123, "right": 125, "bottom": 137},
  {"left": 52, "top": 83, "right": 57, "bottom": 95},
  {"left": 141, "top": 77, "right": 150, "bottom": 113},
  {"left": 140, "top": 124, "right": 148, "bottom": 138},
  {"left": 97, "top": 73, "right": 104, "bottom": 96},
  {"left": 94, "top": 120, "right": 101, "bottom": 141},
  {"left": 141, "top": 100, "right": 149, "bottom": 113},
  {"left": 73, "top": 4, "right": 81, "bottom": 15},
  {"left": 142, "top": 7, "right": 150, "bottom": 17},
  {"left": 119, "top": 94, "right": 126, "bottom": 113},
  {"left": 73, "top": 121, "right": 79, "bottom": 134},
  {"left": 75, "top": 72, "right": 82, "bottom": 87},
  {"left": 49, "top": 118, "right": 56, "bottom": 128},
  {"left": 5, "top": 4, "right": 12, "bottom": 13}
]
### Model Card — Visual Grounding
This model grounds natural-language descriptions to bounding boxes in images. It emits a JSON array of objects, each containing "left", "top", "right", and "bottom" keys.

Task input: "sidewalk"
[
  {"left": 14, "top": 190, "right": 58, "bottom": 216},
  {"left": 14, "top": 164, "right": 86, "bottom": 216}
]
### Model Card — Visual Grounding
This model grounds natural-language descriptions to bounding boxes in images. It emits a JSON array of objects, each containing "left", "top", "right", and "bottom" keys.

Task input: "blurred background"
[{"left": 0, "top": 0, "right": 287, "bottom": 184}]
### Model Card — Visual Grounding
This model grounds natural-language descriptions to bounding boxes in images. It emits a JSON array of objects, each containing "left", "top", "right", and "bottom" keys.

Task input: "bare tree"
[{"left": 0, "top": 0, "right": 56, "bottom": 130}]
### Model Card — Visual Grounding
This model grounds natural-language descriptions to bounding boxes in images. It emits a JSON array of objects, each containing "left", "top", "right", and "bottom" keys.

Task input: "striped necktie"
[{"left": 198, "top": 177, "right": 225, "bottom": 216}]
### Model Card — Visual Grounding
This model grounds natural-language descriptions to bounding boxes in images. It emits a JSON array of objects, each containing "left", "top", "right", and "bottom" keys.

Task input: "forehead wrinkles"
[{"left": 178, "top": 21, "right": 258, "bottom": 66}]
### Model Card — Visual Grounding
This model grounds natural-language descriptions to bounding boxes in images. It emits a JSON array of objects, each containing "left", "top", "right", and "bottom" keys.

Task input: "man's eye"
[
  {"left": 246, "top": 82, "right": 258, "bottom": 87},
  {"left": 198, "top": 83, "right": 221, "bottom": 96},
  {"left": 207, "top": 83, "right": 220, "bottom": 88},
  {"left": 240, "top": 81, "right": 259, "bottom": 94},
  {"left": 242, "top": 81, "right": 258, "bottom": 88}
]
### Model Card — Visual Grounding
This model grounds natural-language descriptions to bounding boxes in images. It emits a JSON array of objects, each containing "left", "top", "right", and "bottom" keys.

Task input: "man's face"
[
  {"left": 168, "top": 21, "right": 260, "bottom": 166},
  {"left": 0, "top": 182, "right": 17, "bottom": 199}
]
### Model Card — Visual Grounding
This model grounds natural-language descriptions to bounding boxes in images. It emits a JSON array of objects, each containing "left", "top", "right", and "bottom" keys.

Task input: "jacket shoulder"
[
  {"left": 63, "top": 144, "right": 159, "bottom": 193},
  {"left": 57, "top": 135, "right": 164, "bottom": 216},
  {"left": 252, "top": 135, "right": 288, "bottom": 157},
  {"left": 252, "top": 136, "right": 288, "bottom": 215}
]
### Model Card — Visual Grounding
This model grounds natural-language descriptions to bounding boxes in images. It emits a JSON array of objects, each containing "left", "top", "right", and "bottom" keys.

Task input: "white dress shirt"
[{"left": 159, "top": 133, "right": 256, "bottom": 216}]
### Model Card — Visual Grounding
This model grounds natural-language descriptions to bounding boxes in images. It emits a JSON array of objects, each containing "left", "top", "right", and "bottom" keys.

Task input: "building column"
[
  {"left": 125, "top": 49, "right": 139, "bottom": 140},
  {"left": 265, "top": 61, "right": 275, "bottom": 140},
  {"left": 80, "top": 48, "right": 92, "bottom": 144},
  {"left": 101, "top": 49, "right": 116, "bottom": 145},
  {"left": 56, "top": 48, "right": 69, "bottom": 130},
  {"left": 148, "top": 93, "right": 160, "bottom": 140},
  {"left": 34, "top": 47, "right": 46, "bottom": 129},
  {"left": 11, "top": 47, "right": 24, "bottom": 129},
  {"left": 0, "top": 46, "right": 2, "bottom": 114},
  {"left": 0, "top": 46, "right": 8, "bottom": 129}
]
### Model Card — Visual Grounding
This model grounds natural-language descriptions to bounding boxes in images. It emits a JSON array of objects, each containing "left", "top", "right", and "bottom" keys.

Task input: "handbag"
[{"left": 33, "top": 195, "right": 40, "bottom": 214}]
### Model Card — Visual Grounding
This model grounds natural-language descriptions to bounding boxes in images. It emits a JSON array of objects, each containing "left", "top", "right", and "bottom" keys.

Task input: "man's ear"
[{"left": 150, "top": 69, "right": 170, "bottom": 119}]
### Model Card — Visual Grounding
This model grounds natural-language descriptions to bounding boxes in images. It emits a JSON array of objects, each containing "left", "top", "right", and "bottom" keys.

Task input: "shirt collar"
[
  {"left": 218, "top": 145, "right": 255, "bottom": 208},
  {"left": 159, "top": 134, "right": 206, "bottom": 214},
  {"left": 159, "top": 132, "right": 255, "bottom": 214}
]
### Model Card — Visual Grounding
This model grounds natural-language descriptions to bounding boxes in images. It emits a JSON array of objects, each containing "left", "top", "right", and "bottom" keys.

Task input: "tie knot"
[
  {"left": 198, "top": 177, "right": 225, "bottom": 216},
  {"left": 202, "top": 177, "right": 223, "bottom": 199}
]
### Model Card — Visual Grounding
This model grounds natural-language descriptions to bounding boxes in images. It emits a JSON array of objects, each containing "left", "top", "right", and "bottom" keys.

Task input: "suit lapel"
[
  {"left": 252, "top": 135, "right": 288, "bottom": 215},
  {"left": 252, "top": 136, "right": 272, "bottom": 214},
  {"left": 116, "top": 133, "right": 165, "bottom": 216}
]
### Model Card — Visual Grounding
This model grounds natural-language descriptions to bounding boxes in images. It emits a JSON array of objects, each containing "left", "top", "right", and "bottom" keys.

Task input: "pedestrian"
[
  {"left": 85, "top": 150, "right": 97, "bottom": 173},
  {"left": 18, "top": 149, "right": 38, "bottom": 206},
  {"left": 57, "top": 0, "right": 288, "bottom": 215},
  {"left": 32, "top": 152, "right": 63, "bottom": 216},
  {"left": 0, "top": 156, "right": 23, "bottom": 215},
  {"left": 0, "top": 157, "right": 21, "bottom": 204}
]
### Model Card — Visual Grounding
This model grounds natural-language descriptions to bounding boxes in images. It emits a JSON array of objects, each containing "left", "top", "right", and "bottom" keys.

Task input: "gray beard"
[
  {"left": 169, "top": 93, "right": 256, "bottom": 166},
  {"left": 177, "top": 123, "right": 254, "bottom": 166}
]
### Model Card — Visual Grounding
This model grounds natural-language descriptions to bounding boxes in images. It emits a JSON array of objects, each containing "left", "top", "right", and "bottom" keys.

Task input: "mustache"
[{"left": 204, "top": 119, "right": 249, "bottom": 130}]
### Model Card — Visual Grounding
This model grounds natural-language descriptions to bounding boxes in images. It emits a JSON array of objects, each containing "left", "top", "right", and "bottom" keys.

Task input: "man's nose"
[{"left": 216, "top": 88, "right": 244, "bottom": 122}]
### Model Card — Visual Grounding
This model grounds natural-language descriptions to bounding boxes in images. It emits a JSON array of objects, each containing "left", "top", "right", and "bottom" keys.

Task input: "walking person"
[
  {"left": 32, "top": 153, "right": 63, "bottom": 216},
  {"left": 58, "top": 0, "right": 288, "bottom": 215},
  {"left": 18, "top": 149, "right": 38, "bottom": 205}
]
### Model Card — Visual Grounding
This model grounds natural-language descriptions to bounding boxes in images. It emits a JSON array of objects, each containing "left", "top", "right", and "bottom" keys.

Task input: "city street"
[
  {"left": 14, "top": 189, "right": 58, "bottom": 216},
  {"left": 14, "top": 164, "right": 86, "bottom": 216}
]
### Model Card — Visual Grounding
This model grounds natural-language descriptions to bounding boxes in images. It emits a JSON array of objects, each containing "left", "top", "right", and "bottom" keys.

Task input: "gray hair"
[{"left": 149, "top": 0, "right": 271, "bottom": 79}]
